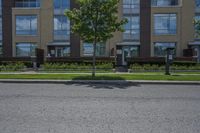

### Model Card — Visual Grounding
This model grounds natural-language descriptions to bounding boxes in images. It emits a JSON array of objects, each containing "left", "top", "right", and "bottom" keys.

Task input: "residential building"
[{"left": 0, "top": 0, "right": 199, "bottom": 65}]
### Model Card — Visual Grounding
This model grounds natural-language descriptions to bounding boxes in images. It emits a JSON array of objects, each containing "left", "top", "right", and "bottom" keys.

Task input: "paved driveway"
[{"left": 0, "top": 83, "right": 200, "bottom": 133}]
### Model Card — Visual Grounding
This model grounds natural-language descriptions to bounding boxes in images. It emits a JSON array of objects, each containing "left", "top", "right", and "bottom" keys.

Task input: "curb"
[{"left": 0, "top": 79, "right": 200, "bottom": 85}]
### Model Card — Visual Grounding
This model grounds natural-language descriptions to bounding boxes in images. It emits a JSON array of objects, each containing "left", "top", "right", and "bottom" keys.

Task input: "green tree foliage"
[{"left": 65, "top": 0, "right": 127, "bottom": 77}]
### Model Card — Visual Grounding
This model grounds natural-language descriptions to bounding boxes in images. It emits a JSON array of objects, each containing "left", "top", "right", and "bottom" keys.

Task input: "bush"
[
  {"left": 41, "top": 62, "right": 113, "bottom": 71},
  {"left": 128, "top": 60, "right": 197, "bottom": 67},
  {"left": 173, "top": 61, "right": 197, "bottom": 66},
  {"left": 0, "top": 62, "right": 25, "bottom": 71},
  {"left": 130, "top": 63, "right": 200, "bottom": 72},
  {"left": 0, "top": 61, "right": 32, "bottom": 68}
]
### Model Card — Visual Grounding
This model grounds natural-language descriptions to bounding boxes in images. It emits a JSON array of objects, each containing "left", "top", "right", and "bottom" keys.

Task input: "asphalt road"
[{"left": 0, "top": 83, "right": 200, "bottom": 133}]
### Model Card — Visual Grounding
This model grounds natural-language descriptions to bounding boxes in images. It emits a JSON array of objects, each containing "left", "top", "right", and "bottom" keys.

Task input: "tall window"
[
  {"left": 152, "top": 0, "right": 178, "bottom": 6},
  {"left": 123, "top": 0, "right": 140, "bottom": 14},
  {"left": 195, "top": 14, "right": 200, "bottom": 38},
  {"left": 196, "top": 0, "right": 200, "bottom": 7},
  {"left": 0, "top": 0, "right": 2, "bottom": 14},
  {"left": 0, "top": 42, "right": 2, "bottom": 56},
  {"left": 130, "top": 46, "right": 140, "bottom": 57},
  {"left": 16, "top": 43, "right": 37, "bottom": 57},
  {"left": 123, "top": 46, "right": 140, "bottom": 57},
  {"left": 0, "top": 0, "right": 2, "bottom": 56},
  {"left": 154, "top": 14, "right": 177, "bottom": 35},
  {"left": 83, "top": 43, "right": 106, "bottom": 56},
  {"left": 0, "top": 17, "right": 2, "bottom": 40},
  {"left": 54, "top": 0, "right": 70, "bottom": 41},
  {"left": 15, "top": 0, "right": 40, "bottom": 8},
  {"left": 54, "top": 15, "right": 70, "bottom": 41},
  {"left": 16, "top": 15, "right": 38, "bottom": 35},
  {"left": 54, "top": 0, "right": 70, "bottom": 10},
  {"left": 62, "top": 46, "right": 70, "bottom": 57},
  {"left": 154, "top": 42, "right": 176, "bottom": 57},
  {"left": 123, "top": 16, "right": 140, "bottom": 40}
]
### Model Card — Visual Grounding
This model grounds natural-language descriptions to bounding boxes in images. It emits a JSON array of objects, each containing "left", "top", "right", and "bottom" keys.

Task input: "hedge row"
[
  {"left": 130, "top": 63, "right": 200, "bottom": 71},
  {"left": 128, "top": 61, "right": 197, "bottom": 66},
  {"left": 0, "top": 61, "right": 33, "bottom": 68},
  {"left": 0, "top": 62, "right": 25, "bottom": 71},
  {"left": 41, "top": 62, "right": 113, "bottom": 70}
]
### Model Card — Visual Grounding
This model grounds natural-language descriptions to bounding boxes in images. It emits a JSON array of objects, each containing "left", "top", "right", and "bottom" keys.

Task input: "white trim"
[
  {"left": 188, "top": 41, "right": 200, "bottom": 46},
  {"left": 47, "top": 42, "right": 70, "bottom": 46},
  {"left": 117, "top": 42, "right": 140, "bottom": 46}
]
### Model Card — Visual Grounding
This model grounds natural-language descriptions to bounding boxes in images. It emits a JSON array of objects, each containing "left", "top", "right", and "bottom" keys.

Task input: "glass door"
[
  {"left": 122, "top": 47, "right": 130, "bottom": 66},
  {"left": 56, "top": 47, "right": 63, "bottom": 57}
]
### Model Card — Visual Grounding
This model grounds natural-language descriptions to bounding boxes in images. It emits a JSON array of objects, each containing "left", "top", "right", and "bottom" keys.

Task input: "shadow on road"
[
  {"left": 74, "top": 82, "right": 140, "bottom": 89},
  {"left": 72, "top": 75, "right": 126, "bottom": 80},
  {"left": 64, "top": 75, "right": 141, "bottom": 89}
]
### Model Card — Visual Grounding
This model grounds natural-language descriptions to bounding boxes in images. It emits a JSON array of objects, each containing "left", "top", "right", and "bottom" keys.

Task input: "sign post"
[{"left": 165, "top": 48, "right": 174, "bottom": 75}]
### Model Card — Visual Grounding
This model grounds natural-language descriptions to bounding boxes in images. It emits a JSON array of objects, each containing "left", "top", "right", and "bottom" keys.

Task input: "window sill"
[
  {"left": 15, "top": 35, "right": 39, "bottom": 37},
  {"left": 12, "top": 7, "right": 41, "bottom": 10},
  {"left": 153, "top": 34, "right": 177, "bottom": 36},
  {"left": 151, "top": 6, "right": 181, "bottom": 8}
]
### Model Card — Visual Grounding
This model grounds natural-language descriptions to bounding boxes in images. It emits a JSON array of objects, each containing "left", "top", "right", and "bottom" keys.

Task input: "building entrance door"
[
  {"left": 56, "top": 47, "right": 63, "bottom": 57},
  {"left": 122, "top": 47, "right": 130, "bottom": 66}
]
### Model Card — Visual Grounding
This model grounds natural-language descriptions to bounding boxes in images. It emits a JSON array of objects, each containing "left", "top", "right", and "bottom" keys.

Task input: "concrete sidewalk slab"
[
  {"left": 1, "top": 72, "right": 200, "bottom": 76},
  {"left": 0, "top": 79, "right": 200, "bottom": 85}
]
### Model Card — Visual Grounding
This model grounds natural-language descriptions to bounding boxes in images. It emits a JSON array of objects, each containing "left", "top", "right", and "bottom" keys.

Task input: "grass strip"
[{"left": 0, "top": 74, "right": 200, "bottom": 81}]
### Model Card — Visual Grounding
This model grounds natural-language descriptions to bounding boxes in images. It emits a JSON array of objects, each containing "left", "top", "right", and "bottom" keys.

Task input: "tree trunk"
[
  {"left": 92, "top": 41, "right": 97, "bottom": 77},
  {"left": 92, "top": 5, "right": 98, "bottom": 78}
]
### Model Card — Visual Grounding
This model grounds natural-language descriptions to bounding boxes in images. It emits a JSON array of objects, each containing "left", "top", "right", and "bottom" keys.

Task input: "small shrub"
[
  {"left": 42, "top": 62, "right": 113, "bottom": 72},
  {"left": 0, "top": 62, "right": 25, "bottom": 71},
  {"left": 129, "top": 63, "right": 200, "bottom": 72}
]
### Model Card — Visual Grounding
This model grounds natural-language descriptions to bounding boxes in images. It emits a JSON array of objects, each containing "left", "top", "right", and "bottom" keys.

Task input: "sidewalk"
[
  {"left": 1, "top": 71, "right": 200, "bottom": 75},
  {"left": 0, "top": 79, "right": 200, "bottom": 85}
]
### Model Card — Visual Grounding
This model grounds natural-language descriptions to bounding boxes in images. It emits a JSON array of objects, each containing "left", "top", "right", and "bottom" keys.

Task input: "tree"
[{"left": 65, "top": 0, "right": 127, "bottom": 77}]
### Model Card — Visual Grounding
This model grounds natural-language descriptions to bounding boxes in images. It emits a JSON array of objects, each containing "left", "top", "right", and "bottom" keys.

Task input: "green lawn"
[
  {"left": 0, "top": 74, "right": 200, "bottom": 81},
  {"left": 132, "top": 72, "right": 200, "bottom": 75}
]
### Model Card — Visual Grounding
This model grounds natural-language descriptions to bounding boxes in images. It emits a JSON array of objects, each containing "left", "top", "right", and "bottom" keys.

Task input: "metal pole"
[
  {"left": 165, "top": 49, "right": 170, "bottom": 75},
  {"left": 198, "top": 46, "right": 200, "bottom": 63}
]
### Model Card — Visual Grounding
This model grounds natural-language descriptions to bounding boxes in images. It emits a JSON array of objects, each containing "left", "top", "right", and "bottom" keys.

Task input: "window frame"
[
  {"left": 196, "top": 0, "right": 200, "bottom": 7},
  {"left": 15, "top": 15, "right": 38, "bottom": 36},
  {"left": 16, "top": 43, "right": 37, "bottom": 57},
  {"left": 123, "top": 15, "right": 140, "bottom": 41},
  {"left": 195, "top": 14, "right": 200, "bottom": 38},
  {"left": 53, "top": 15, "right": 70, "bottom": 41},
  {"left": 154, "top": 13, "right": 177, "bottom": 35},
  {"left": 123, "top": 0, "right": 140, "bottom": 14},
  {"left": 154, "top": 42, "right": 176, "bottom": 57},
  {"left": 15, "top": 0, "right": 40, "bottom": 8},
  {"left": 83, "top": 42, "right": 106, "bottom": 57},
  {"left": 54, "top": 0, "right": 70, "bottom": 10},
  {"left": 0, "top": 41, "right": 2, "bottom": 56},
  {"left": 151, "top": 0, "right": 179, "bottom": 7}
]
